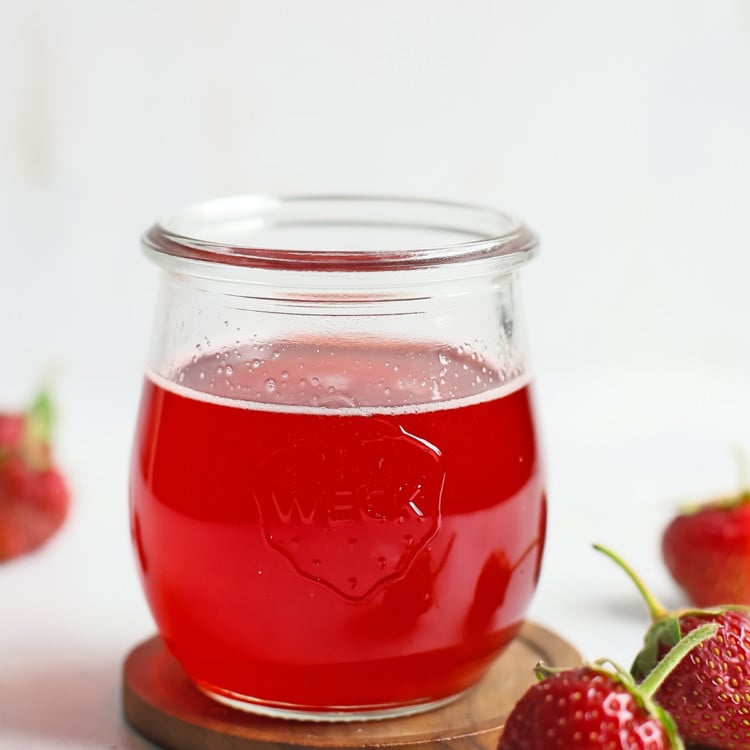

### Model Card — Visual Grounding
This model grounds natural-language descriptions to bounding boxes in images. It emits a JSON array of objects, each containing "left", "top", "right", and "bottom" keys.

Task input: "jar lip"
[{"left": 143, "top": 194, "right": 538, "bottom": 273}]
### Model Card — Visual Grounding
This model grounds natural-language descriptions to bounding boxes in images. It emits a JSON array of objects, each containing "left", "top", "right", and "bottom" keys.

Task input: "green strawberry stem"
[
  {"left": 593, "top": 544, "right": 667, "bottom": 621},
  {"left": 638, "top": 622, "right": 717, "bottom": 697},
  {"left": 25, "top": 391, "right": 54, "bottom": 445}
]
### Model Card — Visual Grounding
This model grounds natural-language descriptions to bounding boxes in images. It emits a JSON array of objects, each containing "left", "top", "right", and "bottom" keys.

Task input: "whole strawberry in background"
[
  {"left": 662, "top": 455, "right": 750, "bottom": 607},
  {"left": 0, "top": 392, "right": 70, "bottom": 561},
  {"left": 596, "top": 544, "right": 750, "bottom": 750},
  {"left": 497, "top": 624, "right": 716, "bottom": 750}
]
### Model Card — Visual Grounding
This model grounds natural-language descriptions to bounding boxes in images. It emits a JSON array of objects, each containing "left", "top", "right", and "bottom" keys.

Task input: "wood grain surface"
[{"left": 122, "top": 622, "right": 580, "bottom": 750}]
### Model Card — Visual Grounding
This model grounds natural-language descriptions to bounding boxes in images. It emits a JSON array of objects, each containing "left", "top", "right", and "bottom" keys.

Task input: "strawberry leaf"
[{"left": 632, "top": 617, "right": 682, "bottom": 681}]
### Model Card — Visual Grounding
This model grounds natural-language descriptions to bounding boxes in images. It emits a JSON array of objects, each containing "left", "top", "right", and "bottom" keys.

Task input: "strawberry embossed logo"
[{"left": 253, "top": 416, "right": 445, "bottom": 601}]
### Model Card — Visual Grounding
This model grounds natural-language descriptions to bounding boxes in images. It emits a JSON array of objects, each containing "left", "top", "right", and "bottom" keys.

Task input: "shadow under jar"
[{"left": 129, "top": 195, "right": 547, "bottom": 721}]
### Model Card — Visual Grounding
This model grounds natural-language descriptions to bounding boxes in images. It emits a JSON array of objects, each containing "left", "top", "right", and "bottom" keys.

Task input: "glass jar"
[{"left": 129, "top": 195, "right": 546, "bottom": 721}]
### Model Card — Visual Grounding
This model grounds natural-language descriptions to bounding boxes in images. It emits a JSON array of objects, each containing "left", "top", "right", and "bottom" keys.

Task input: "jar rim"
[{"left": 143, "top": 194, "right": 538, "bottom": 273}]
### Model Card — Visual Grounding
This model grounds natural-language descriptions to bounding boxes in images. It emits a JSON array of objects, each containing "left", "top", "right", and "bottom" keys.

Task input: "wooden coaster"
[{"left": 122, "top": 622, "right": 581, "bottom": 750}]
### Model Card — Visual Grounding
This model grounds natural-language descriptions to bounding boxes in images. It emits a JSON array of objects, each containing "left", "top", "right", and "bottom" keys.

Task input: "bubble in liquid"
[
  {"left": 265, "top": 378, "right": 276, "bottom": 392},
  {"left": 251, "top": 359, "right": 261, "bottom": 369},
  {"left": 281, "top": 370, "right": 288, "bottom": 379},
  {"left": 198, "top": 371, "right": 205, "bottom": 380},
  {"left": 226, "top": 365, "right": 234, "bottom": 375},
  {"left": 311, "top": 377, "right": 320, "bottom": 387},
  {"left": 438, "top": 352, "right": 450, "bottom": 365}
]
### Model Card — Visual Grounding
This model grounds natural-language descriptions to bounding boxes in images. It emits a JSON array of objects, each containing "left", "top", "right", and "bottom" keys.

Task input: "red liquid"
[{"left": 130, "top": 342, "right": 546, "bottom": 712}]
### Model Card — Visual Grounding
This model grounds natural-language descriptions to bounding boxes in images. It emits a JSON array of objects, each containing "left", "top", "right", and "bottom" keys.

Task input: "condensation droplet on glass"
[
  {"left": 281, "top": 370, "right": 288, "bottom": 379},
  {"left": 393, "top": 364, "right": 399, "bottom": 372},
  {"left": 251, "top": 359, "right": 261, "bottom": 369},
  {"left": 438, "top": 353, "right": 450, "bottom": 365},
  {"left": 226, "top": 365, "right": 234, "bottom": 376},
  {"left": 198, "top": 371, "right": 205, "bottom": 380},
  {"left": 272, "top": 351, "right": 280, "bottom": 360},
  {"left": 311, "top": 377, "right": 320, "bottom": 387},
  {"left": 265, "top": 378, "right": 276, "bottom": 392}
]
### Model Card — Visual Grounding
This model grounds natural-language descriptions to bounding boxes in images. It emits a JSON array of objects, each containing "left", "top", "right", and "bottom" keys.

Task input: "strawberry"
[
  {"left": 596, "top": 544, "right": 750, "bottom": 750},
  {"left": 0, "top": 392, "right": 70, "bottom": 561},
  {"left": 662, "top": 461, "right": 750, "bottom": 607},
  {"left": 498, "top": 624, "right": 716, "bottom": 750}
]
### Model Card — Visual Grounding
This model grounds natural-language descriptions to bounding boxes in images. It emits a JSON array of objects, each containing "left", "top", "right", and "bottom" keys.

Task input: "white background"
[{"left": 1, "top": 2, "right": 749, "bottom": 747}]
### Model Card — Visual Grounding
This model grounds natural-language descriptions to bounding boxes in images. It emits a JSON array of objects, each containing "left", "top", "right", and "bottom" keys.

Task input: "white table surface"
[{"left": 1, "top": 363, "right": 748, "bottom": 749}]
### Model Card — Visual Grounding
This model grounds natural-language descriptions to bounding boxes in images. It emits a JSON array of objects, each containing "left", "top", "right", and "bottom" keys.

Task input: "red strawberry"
[
  {"left": 0, "top": 392, "right": 70, "bottom": 561},
  {"left": 596, "top": 544, "right": 750, "bottom": 750},
  {"left": 498, "top": 624, "right": 716, "bottom": 750},
  {"left": 662, "top": 467, "right": 750, "bottom": 606}
]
